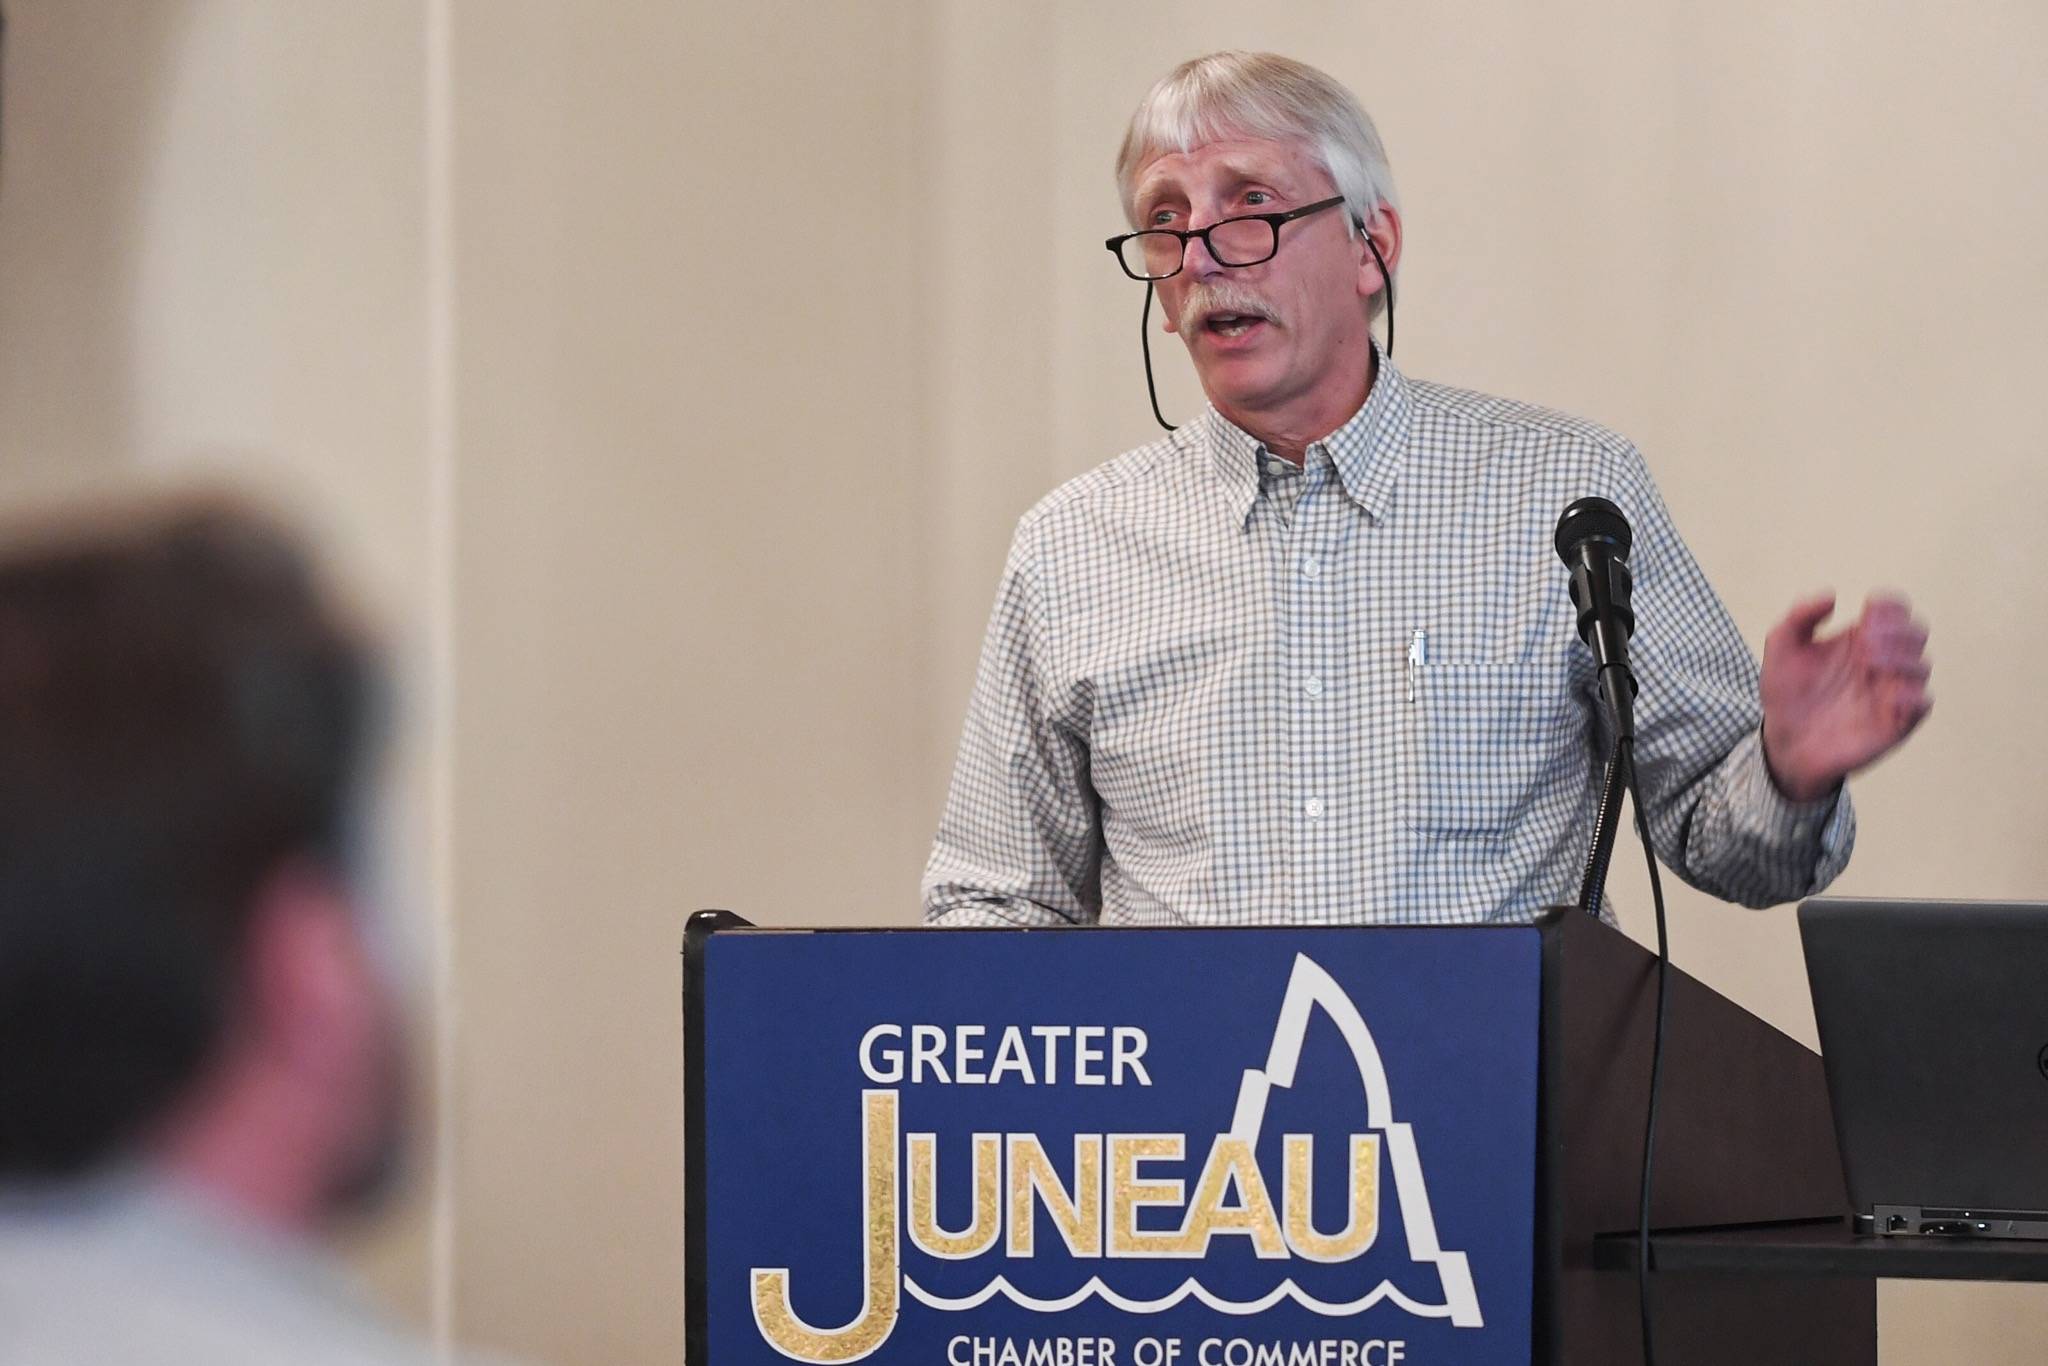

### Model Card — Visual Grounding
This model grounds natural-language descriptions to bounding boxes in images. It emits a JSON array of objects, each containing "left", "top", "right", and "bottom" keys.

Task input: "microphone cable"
[
  {"left": 1554, "top": 494, "right": 1662, "bottom": 1365},
  {"left": 1141, "top": 282, "right": 1177, "bottom": 433},
  {"left": 1363, "top": 229, "right": 1395, "bottom": 360},
  {"left": 1622, "top": 735, "right": 1672, "bottom": 1366}
]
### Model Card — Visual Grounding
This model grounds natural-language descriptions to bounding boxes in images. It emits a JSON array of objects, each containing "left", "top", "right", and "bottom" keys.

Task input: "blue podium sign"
[{"left": 689, "top": 926, "right": 1539, "bottom": 1366}]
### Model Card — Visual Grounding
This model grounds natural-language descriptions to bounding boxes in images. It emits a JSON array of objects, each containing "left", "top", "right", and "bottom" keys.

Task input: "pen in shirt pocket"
[{"left": 1407, "top": 627, "right": 1427, "bottom": 702}]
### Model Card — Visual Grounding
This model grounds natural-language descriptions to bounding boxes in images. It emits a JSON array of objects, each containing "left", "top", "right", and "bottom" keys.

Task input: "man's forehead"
[{"left": 1132, "top": 136, "right": 1322, "bottom": 199}]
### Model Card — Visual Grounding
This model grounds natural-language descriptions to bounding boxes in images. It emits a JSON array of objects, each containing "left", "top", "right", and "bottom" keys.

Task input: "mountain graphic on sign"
[{"left": 903, "top": 952, "right": 1485, "bottom": 1326}]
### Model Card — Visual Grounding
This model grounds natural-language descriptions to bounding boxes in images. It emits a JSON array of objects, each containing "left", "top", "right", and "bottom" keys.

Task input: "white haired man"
[{"left": 924, "top": 51, "right": 1930, "bottom": 928}]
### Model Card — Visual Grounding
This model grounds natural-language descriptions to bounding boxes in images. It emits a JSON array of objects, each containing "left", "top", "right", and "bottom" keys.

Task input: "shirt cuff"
[{"left": 1728, "top": 726, "right": 1856, "bottom": 885}]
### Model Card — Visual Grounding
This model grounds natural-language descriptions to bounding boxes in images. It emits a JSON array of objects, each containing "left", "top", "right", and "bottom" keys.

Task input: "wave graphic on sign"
[
  {"left": 902, "top": 1272, "right": 1454, "bottom": 1319},
  {"left": 904, "top": 953, "right": 1485, "bottom": 1327}
]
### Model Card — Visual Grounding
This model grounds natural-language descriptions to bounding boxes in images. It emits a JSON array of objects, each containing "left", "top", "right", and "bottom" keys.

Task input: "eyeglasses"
[{"left": 1104, "top": 195, "right": 1350, "bottom": 281}]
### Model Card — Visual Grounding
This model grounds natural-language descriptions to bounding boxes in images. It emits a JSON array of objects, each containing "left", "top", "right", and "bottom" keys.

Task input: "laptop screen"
[{"left": 1799, "top": 897, "right": 2048, "bottom": 1235}]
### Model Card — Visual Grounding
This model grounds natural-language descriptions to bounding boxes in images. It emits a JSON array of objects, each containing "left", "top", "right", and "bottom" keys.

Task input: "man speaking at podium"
[{"left": 924, "top": 51, "right": 1930, "bottom": 929}]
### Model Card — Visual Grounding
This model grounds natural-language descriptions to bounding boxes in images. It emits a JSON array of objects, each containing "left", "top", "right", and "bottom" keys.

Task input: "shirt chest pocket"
[{"left": 1401, "top": 661, "right": 1583, "bottom": 836}]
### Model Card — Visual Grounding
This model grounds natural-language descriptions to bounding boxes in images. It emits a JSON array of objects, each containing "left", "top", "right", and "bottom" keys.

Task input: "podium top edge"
[{"left": 681, "top": 907, "right": 1583, "bottom": 955}]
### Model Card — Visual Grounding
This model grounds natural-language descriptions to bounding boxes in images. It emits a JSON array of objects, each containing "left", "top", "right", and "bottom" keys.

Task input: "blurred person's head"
[{"left": 0, "top": 495, "right": 402, "bottom": 1232}]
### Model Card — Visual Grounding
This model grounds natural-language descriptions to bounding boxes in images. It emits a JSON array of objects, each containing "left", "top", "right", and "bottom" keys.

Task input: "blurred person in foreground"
[{"left": 0, "top": 498, "right": 495, "bottom": 1364}]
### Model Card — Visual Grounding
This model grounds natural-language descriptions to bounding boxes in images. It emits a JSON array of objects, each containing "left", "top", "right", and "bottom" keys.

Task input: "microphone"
[{"left": 1554, "top": 497, "right": 1637, "bottom": 741}]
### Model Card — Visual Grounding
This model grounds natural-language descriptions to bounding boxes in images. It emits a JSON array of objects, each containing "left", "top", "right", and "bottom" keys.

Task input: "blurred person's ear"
[
  {"left": 156, "top": 857, "right": 403, "bottom": 1228},
  {"left": 242, "top": 861, "right": 385, "bottom": 1091},
  {"left": 239, "top": 861, "right": 409, "bottom": 1222}
]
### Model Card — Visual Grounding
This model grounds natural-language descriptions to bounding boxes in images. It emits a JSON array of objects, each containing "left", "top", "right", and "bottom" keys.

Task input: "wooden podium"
[
  {"left": 682, "top": 908, "right": 1873, "bottom": 1365},
  {"left": 1529, "top": 906, "right": 1871, "bottom": 1364}
]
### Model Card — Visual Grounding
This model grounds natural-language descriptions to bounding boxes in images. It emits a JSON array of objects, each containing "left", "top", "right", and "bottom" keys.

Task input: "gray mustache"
[{"left": 1177, "top": 283, "right": 1280, "bottom": 334}]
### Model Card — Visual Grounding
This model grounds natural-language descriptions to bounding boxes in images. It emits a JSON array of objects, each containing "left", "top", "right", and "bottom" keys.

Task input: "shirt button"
[
  {"left": 1304, "top": 798, "right": 1326, "bottom": 819},
  {"left": 1301, "top": 556, "right": 1322, "bottom": 578},
  {"left": 1304, "top": 675, "right": 1325, "bottom": 697}
]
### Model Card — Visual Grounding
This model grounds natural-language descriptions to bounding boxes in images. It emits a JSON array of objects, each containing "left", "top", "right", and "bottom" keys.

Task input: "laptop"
[{"left": 1799, "top": 897, "right": 2048, "bottom": 1239}]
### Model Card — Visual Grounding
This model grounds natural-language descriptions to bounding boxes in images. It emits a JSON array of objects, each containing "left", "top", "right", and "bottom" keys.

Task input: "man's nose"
[{"left": 1182, "top": 226, "right": 1228, "bottom": 280}]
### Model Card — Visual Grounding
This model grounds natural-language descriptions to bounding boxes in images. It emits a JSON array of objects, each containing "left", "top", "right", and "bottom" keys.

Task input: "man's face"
[{"left": 1132, "top": 137, "right": 1382, "bottom": 427}]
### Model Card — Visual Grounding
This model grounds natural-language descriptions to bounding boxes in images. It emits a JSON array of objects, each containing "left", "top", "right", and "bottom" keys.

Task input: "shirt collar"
[{"left": 1205, "top": 342, "right": 1414, "bottom": 529}]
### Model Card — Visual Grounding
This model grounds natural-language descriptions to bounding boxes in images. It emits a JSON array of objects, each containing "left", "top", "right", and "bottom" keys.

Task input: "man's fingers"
[
  {"left": 1857, "top": 617, "right": 1929, "bottom": 672},
  {"left": 1871, "top": 657, "right": 1933, "bottom": 685},
  {"left": 1772, "top": 590, "right": 1838, "bottom": 648},
  {"left": 1891, "top": 683, "right": 1934, "bottom": 737},
  {"left": 1858, "top": 593, "right": 1930, "bottom": 649},
  {"left": 1870, "top": 621, "right": 1931, "bottom": 653},
  {"left": 1862, "top": 627, "right": 1930, "bottom": 666}
]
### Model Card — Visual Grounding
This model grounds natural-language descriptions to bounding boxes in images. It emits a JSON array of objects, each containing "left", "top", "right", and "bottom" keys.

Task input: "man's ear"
[
  {"left": 239, "top": 861, "right": 373, "bottom": 1082},
  {"left": 1358, "top": 205, "right": 1403, "bottom": 302}
]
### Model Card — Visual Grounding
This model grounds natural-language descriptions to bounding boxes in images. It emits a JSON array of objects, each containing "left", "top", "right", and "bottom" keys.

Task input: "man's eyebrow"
[
  {"left": 1215, "top": 161, "right": 1290, "bottom": 192},
  {"left": 1133, "top": 158, "right": 1295, "bottom": 214},
  {"left": 1134, "top": 177, "right": 1183, "bottom": 211}
]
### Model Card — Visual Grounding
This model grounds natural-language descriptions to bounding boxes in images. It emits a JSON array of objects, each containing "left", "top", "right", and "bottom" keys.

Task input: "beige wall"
[{"left": 3, "top": 1, "right": 2045, "bottom": 1362}]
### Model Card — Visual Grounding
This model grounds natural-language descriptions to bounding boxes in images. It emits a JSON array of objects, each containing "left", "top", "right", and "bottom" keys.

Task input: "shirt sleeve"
[
  {"left": 1610, "top": 449, "right": 1856, "bottom": 908},
  {"left": 922, "top": 524, "right": 1103, "bottom": 927}
]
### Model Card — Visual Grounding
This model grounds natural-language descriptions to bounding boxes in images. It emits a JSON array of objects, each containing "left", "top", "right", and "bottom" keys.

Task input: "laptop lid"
[{"left": 1799, "top": 897, "right": 2048, "bottom": 1232}]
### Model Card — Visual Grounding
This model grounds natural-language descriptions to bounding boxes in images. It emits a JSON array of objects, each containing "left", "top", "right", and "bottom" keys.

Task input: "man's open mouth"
[{"left": 1205, "top": 313, "right": 1269, "bottom": 338}]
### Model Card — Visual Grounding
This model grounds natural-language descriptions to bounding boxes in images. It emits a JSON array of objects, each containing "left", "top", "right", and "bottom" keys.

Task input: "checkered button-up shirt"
[{"left": 923, "top": 352, "right": 1854, "bottom": 927}]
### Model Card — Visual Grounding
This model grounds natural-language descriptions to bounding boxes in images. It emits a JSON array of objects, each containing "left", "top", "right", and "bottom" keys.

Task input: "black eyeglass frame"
[{"left": 1103, "top": 194, "right": 1351, "bottom": 280}]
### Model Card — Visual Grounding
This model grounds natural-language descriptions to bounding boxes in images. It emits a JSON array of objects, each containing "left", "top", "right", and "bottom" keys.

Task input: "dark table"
[{"left": 1595, "top": 1217, "right": 2048, "bottom": 1282}]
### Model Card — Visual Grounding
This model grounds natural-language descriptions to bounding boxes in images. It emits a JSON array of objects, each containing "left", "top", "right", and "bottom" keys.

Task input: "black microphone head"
[{"left": 1554, "top": 497, "right": 1632, "bottom": 564}]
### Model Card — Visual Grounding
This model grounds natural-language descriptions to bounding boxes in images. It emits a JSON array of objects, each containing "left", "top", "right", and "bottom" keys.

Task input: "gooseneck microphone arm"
[
  {"left": 1557, "top": 495, "right": 1638, "bottom": 918},
  {"left": 1554, "top": 495, "right": 1673, "bottom": 1366},
  {"left": 1576, "top": 740, "right": 1629, "bottom": 919},
  {"left": 1557, "top": 496, "right": 1640, "bottom": 919}
]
